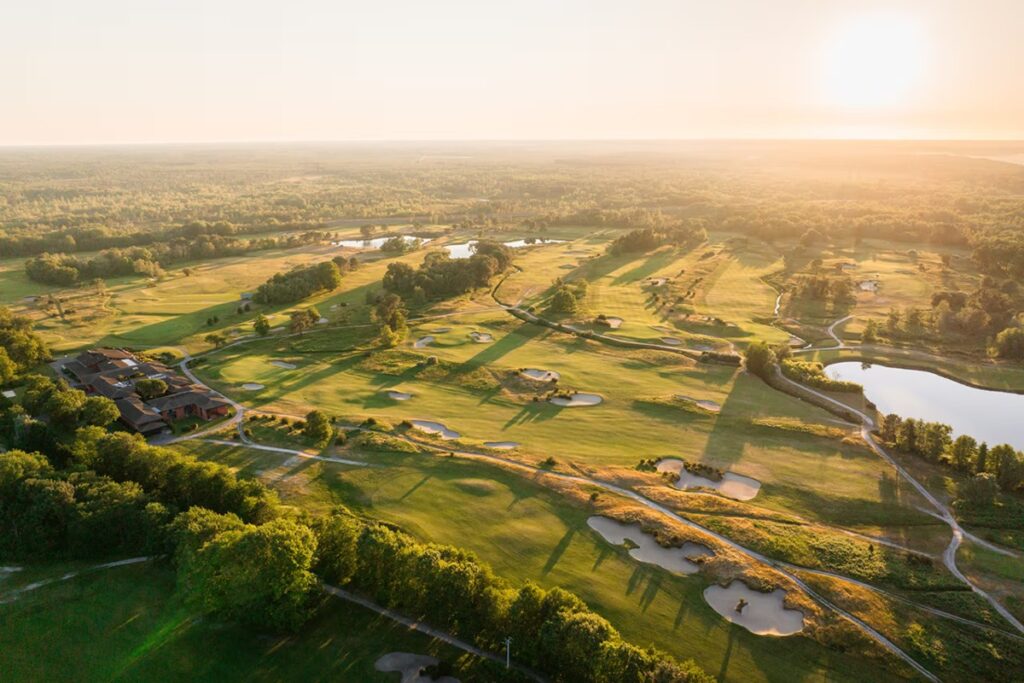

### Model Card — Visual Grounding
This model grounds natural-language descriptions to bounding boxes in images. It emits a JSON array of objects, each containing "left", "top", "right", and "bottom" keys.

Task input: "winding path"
[
  {"left": 774, "top": 360, "right": 1024, "bottom": 635},
  {"left": 324, "top": 585, "right": 545, "bottom": 682}
]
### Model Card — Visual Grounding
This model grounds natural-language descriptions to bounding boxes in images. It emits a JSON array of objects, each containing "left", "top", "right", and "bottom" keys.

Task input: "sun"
[{"left": 822, "top": 13, "right": 928, "bottom": 110}]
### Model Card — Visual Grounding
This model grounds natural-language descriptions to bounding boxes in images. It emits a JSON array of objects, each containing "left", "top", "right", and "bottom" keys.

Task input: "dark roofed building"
[
  {"left": 64, "top": 348, "right": 232, "bottom": 436},
  {"left": 115, "top": 396, "right": 166, "bottom": 435},
  {"left": 149, "top": 390, "right": 230, "bottom": 421}
]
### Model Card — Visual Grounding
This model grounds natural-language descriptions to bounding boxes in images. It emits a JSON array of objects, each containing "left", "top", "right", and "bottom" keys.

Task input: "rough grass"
[{"left": 0, "top": 561, "right": 516, "bottom": 682}]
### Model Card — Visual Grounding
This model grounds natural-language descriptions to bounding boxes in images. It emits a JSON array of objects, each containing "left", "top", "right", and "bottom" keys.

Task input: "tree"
[
  {"left": 549, "top": 285, "right": 580, "bottom": 314},
  {"left": 744, "top": 341, "right": 776, "bottom": 380},
  {"left": 976, "top": 442, "right": 989, "bottom": 473},
  {"left": 920, "top": 422, "right": 952, "bottom": 462},
  {"left": 177, "top": 514, "right": 320, "bottom": 631},
  {"left": 253, "top": 313, "right": 271, "bottom": 337},
  {"left": 303, "top": 410, "right": 333, "bottom": 448},
  {"left": 81, "top": 396, "right": 120, "bottom": 427},
  {"left": 959, "top": 472, "right": 998, "bottom": 507},
  {"left": 204, "top": 333, "right": 227, "bottom": 348},
  {"left": 45, "top": 388, "right": 87, "bottom": 430},
  {"left": 289, "top": 308, "right": 320, "bottom": 336},
  {"left": 948, "top": 435, "right": 977, "bottom": 472},
  {"left": 862, "top": 319, "right": 879, "bottom": 344},
  {"left": 135, "top": 378, "right": 168, "bottom": 400},
  {"left": 993, "top": 327, "right": 1024, "bottom": 360},
  {"left": 880, "top": 413, "right": 902, "bottom": 442},
  {"left": 0, "top": 347, "right": 17, "bottom": 385},
  {"left": 373, "top": 293, "right": 408, "bottom": 347},
  {"left": 312, "top": 511, "right": 361, "bottom": 585},
  {"left": 991, "top": 444, "right": 1024, "bottom": 492}
]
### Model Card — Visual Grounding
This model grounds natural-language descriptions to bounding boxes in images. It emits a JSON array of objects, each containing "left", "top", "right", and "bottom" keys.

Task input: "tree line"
[
  {"left": 252, "top": 257, "right": 352, "bottom": 305},
  {"left": 878, "top": 413, "right": 1024, "bottom": 505},
  {"left": 23, "top": 231, "right": 331, "bottom": 286},
  {"left": 381, "top": 241, "right": 513, "bottom": 302}
]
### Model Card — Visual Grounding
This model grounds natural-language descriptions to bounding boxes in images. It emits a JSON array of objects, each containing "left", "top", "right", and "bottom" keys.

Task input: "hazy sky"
[{"left": 2, "top": 0, "right": 1022, "bottom": 144}]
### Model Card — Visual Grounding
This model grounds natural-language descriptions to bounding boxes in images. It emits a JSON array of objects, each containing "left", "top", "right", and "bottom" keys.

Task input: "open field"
[{"left": 0, "top": 560, "right": 512, "bottom": 682}]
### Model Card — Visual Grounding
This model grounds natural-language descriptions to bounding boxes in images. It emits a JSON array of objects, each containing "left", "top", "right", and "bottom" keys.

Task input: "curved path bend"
[{"left": 774, "top": 360, "right": 1024, "bottom": 636}]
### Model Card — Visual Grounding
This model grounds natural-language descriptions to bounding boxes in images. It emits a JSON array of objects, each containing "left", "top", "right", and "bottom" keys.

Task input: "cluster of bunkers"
[{"left": 57, "top": 348, "right": 230, "bottom": 436}]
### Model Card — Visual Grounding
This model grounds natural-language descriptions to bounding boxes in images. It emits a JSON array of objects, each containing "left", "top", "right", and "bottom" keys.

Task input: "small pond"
[
  {"left": 334, "top": 235, "right": 431, "bottom": 249},
  {"left": 825, "top": 362, "right": 1024, "bottom": 450}
]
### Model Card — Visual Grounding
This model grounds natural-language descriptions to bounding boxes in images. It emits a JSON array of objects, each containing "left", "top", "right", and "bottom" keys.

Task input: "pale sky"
[{"left": 2, "top": 0, "right": 1022, "bottom": 144}]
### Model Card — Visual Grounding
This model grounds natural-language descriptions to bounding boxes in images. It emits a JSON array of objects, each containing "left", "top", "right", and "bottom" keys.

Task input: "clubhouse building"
[{"left": 57, "top": 348, "right": 230, "bottom": 436}]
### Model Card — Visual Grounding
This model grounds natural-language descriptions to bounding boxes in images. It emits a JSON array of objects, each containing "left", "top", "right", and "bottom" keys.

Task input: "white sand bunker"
[
  {"left": 549, "top": 393, "right": 603, "bottom": 407},
  {"left": 469, "top": 331, "right": 493, "bottom": 343},
  {"left": 386, "top": 390, "right": 413, "bottom": 401},
  {"left": 484, "top": 441, "right": 519, "bottom": 449},
  {"left": 414, "top": 335, "right": 435, "bottom": 348},
  {"left": 375, "top": 652, "right": 460, "bottom": 683},
  {"left": 647, "top": 277, "right": 669, "bottom": 286},
  {"left": 241, "top": 383, "right": 265, "bottom": 391},
  {"left": 317, "top": 317, "right": 329, "bottom": 324},
  {"left": 657, "top": 458, "right": 761, "bottom": 501},
  {"left": 587, "top": 516, "right": 711, "bottom": 575},
  {"left": 520, "top": 368, "right": 560, "bottom": 382},
  {"left": 651, "top": 324, "right": 674, "bottom": 333},
  {"left": 270, "top": 360, "right": 297, "bottom": 370},
  {"left": 597, "top": 316, "right": 623, "bottom": 329},
  {"left": 859, "top": 280, "right": 880, "bottom": 292},
  {"left": 409, "top": 419, "right": 460, "bottom": 439},
  {"left": 660, "top": 337, "right": 683, "bottom": 346},
  {"left": 433, "top": 327, "right": 452, "bottom": 333},
  {"left": 703, "top": 582, "right": 804, "bottom": 636},
  {"left": 676, "top": 395, "right": 722, "bottom": 412}
]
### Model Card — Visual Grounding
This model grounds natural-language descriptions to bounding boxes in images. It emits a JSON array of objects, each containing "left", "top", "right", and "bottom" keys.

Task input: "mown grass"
[
  {"left": 181, "top": 441, "right": 905, "bottom": 683},
  {"left": 0, "top": 561, "right": 517, "bottom": 682}
]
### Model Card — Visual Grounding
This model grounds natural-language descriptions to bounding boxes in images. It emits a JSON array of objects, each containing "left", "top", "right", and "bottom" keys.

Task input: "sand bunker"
[
  {"left": 484, "top": 441, "right": 519, "bottom": 449},
  {"left": 651, "top": 324, "right": 673, "bottom": 333},
  {"left": 660, "top": 337, "right": 683, "bottom": 346},
  {"left": 703, "top": 582, "right": 804, "bottom": 636},
  {"left": 432, "top": 327, "right": 452, "bottom": 333},
  {"left": 647, "top": 277, "right": 669, "bottom": 286},
  {"left": 270, "top": 360, "right": 297, "bottom": 370},
  {"left": 587, "top": 516, "right": 711, "bottom": 575},
  {"left": 675, "top": 395, "right": 722, "bottom": 412},
  {"left": 375, "top": 652, "right": 460, "bottom": 683},
  {"left": 597, "top": 316, "right": 623, "bottom": 329},
  {"left": 409, "top": 419, "right": 460, "bottom": 439},
  {"left": 241, "top": 383, "right": 265, "bottom": 391},
  {"left": 657, "top": 458, "right": 761, "bottom": 501},
  {"left": 317, "top": 317, "right": 329, "bottom": 324},
  {"left": 859, "top": 280, "right": 880, "bottom": 292},
  {"left": 520, "top": 368, "right": 560, "bottom": 382},
  {"left": 386, "top": 390, "right": 413, "bottom": 401},
  {"left": 414, "top": 335, "right": 435, "bottom": 348},
  {"left": 549, "top": 393, "right": 603, "bottom": 407},
  {"left": 469, "top": 331, "right": 493, "bottom": 343}
]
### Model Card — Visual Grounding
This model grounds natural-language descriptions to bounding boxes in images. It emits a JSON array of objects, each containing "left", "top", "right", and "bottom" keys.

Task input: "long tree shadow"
[
  {"left": 611, "top": 249, "right": 680, "bottom": 286},
  {"left": 542, "top": 525, "right": 580, "bottom": 576},
  {"left": 460, "top": 321, "right": 546, "bottom": 370}
]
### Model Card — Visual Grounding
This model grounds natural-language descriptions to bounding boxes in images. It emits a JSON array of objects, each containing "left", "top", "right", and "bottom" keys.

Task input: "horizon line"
[{"left": 2, "top": 137, "right": 1024, "bottom": 150}]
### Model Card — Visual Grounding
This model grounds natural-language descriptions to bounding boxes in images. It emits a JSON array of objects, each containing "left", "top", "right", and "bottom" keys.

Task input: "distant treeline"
[
  {"left": 382, "top": 241, "right": 513, "bottom": 301},
  {"left": 23, "top": 230, "right": 330, "bottom": 286}
]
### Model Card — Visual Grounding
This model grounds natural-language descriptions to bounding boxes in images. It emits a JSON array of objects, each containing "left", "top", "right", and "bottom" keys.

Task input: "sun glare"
[{"left": 822, "top": 13, "right": 928, "bottom": 110}]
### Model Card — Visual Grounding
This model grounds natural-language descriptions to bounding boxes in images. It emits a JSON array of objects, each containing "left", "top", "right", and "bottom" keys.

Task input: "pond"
[
  {"left": 825, "top": 361, "right": 1024, "bottom": 450},
  {"left": 444, "top": 238, "right": 566, "bottom": 259},
  {"left": 333, "top": 235, "right": 431, "bottom": 249}
]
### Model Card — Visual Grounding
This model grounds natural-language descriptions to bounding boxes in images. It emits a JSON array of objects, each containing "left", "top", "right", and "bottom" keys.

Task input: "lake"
[{"left": 825, "top": 362, "right": 1024, "bottom": 450}]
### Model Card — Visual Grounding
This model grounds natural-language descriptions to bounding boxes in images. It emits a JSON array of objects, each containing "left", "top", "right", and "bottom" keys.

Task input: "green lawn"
[
  {"left": 0, "top": 560, "right": 514, "bottom": 682},
  {"left": 177, "top": 441, "right": 906, "bottom": 683}
]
